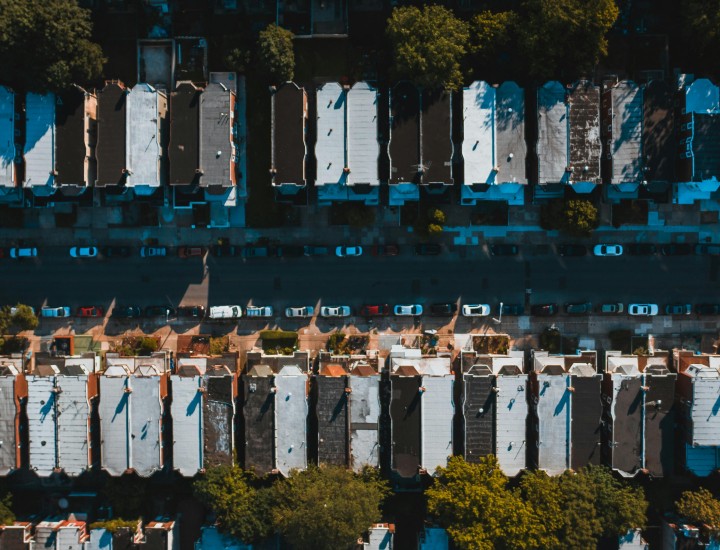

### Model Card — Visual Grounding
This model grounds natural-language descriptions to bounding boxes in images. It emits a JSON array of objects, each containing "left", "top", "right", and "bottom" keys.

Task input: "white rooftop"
[
  {"left": 0, "top": 87, "right": 14, "bottom": 188},
  {"left": 535, "top": 374, "right": 569, "bottom": 475},
  {"left": 315, "top": 82, "right": 346, "bottom": 186},
  {"left": 420, "top": 375, "right": 453, "bottom": 475},
  {"left": 610, "top": 81, "right": 643, "bottom": 184},
  {"left": 347, "top": 81, "right": 379, "bottom": 186},
  {"left": 685, "top": 78, "right": 720, "bottom": 114},
  {"left": 348, "top": 374, "right": 380, "bottom": 471},
  {"left": 171, "top": 374, "right": 203, "bottom": 476},
  {"left": 24, "top": 93, "right": 55, "bottom": 188},
  {"left": 537, "top": 81, "right": 569, "bottom": 184},
  {"left": 462, "top": 81, "right": 495, "bottom": 186},
  {"left": 495, "top": 375, "right": 528, "bottom": 476},
  {"left": 275, "top": 365, "right": 308, "bottom": 475},
  {"left": 126, "top": 83, "right": 162, "bottom": 187}
]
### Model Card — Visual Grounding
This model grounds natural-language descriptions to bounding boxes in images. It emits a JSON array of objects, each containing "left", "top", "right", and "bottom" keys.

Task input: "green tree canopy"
[
  {"left": 6, "top": 305, "right": 39, "bottom": 333},
  {"left": 270, "top": 466, "right": 388, "bottom": 550},
  {"left": 0, "top": 0, "right": 104, "bottom": 93},
  {"left": 257, "top": 24, "right": 295, "bottom": 84},
  {"left": 193, "top": 466, "right": 273, "bottom": 543},
  {"left": 517, "top": 0, "right": 618, "bottom": 80},
  {"left": 676, "top": 488, "right": 720, "bottom": 533},
  {"left": 468, "top": 10, "right": 517, "bottom": 68},
  {"left": 560, "top": 199, "right": 599, "bottom": 237},
  {"left": 386, "top": 5, "right": 470, "bottom": 91},
  {"left": 0, "top": 489, "right": 14, "bottom": 526},
  {"left": 680, "top": 0, "right": 720, "bottom": 70}
]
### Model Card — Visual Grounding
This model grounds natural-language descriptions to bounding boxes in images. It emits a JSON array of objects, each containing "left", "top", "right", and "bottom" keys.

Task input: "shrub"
[{"left": 209, "top": 336, "right": 229, "bottom": 356}]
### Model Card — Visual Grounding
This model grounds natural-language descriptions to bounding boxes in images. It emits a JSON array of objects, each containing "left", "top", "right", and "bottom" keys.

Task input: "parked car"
[
  {"left": 275, "top": 245, "right": 305, "bottom": 258},
  {"left": 70, "top": 247, "right": 98, "bottom": 258},
  {"left": 462, "top": 304, "right": 491, "bottom": 317},
  {"left": 665, "top": 303, "right": 692, "bottom": 315},
  {"left": 145, "top": 305, "right": 176, "bottom": 317},
  {"left": 429, "top": 303, "right": 458, "bottom": 316},
  {"left": 500, "top": 304, "right": 524, "bottom": 316},
  {"left": 660, "top": 243, "right": 693, "bottom": 256},
  {"left": 10, "top": 247, "right": 37, "bottom": 258},
  {"left": 245, "top": 306, "right": 274, "bottom": 318},
  {"left": 41, "top": 306, "right": 71, "bottom": 318},
  {"left": 565, "top": 302, "right": 592, "bottom": 314},
  {"left": 208, "top": 305, "right": 242, "bottom": 319},
  {"left": 241, "top": 246, "right": 269, "bottom": 258},
  {"left": 593, "top": 244, "right": 623, "bottom": 256},
  {"left": 101, "top": 245, "right": 131, "bottom": 258},
  {"left": 530, "top": 304, "right": 558, "bottom": 316},
  {"left": 178, "top": 246, "right": 206, "bottom": 258},
  {"left": 210, "top": 244, "right": 237, "bottom": 257},
  {"left": 600, "top": 303, "right": 624, "bottom": 314},
  {"left": 628, "top": 304, "right": 659, "bottom": 316},
  {"left": 336, "top": 246, "right": 362, "bottom": 257},
  {"left": 140, "top": 246, "right": 167, "bottom": 258},
  {"left": 696, "top": 304, "right": 720, "bottom": 315},
  {"left": 304, "top": 246, "right": 329, "bottom": 257},
  {"left": 112, "top": 305, "right": 142, "bottom": 318},
  {"left": 394, "top": 304, "right": 423, "bottom": 316},
  {"left": 695, "top": 244, "right": 720, "bottom": 255},
  {"left": 414, "top": 243, "right": 442, "bottom": 256},
  {"left": 371, "top": 244, "right": 400, "bottom": 256},
  {"left": 490, "top": 244, "right": 519, "bottom": 256},
  {"left": 177, "top": 305, "right": 206, "bottom": 318},
  {"left": 285, "top": 306, "right": 314, "bottom": 318},
  {"left": 557, "top": 244, "right": 587, "bottom": 257},
  {"left": 359, "top": 304, "right": 390, "bottom": 317},
  {"left": 627, "top": 243, "right": 657, "bottom": 255},
  {"left": 76, "top": 306, "right": 104, "bottom": 317},
  {"left": 320, "top": 306, "right": 352, "bottom": 318}
]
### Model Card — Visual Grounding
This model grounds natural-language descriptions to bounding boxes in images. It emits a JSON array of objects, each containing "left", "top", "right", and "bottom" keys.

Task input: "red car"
[
  {"left": 359, "top": 304, "right": 390, "bottom": 317},
  {"left": 77, "top": 306, "right": 104, "bottom": 317},
  {"left": 371, "top": 244, "right": 399, "bottom": 256},
  {"left": 178, "top": 246, "right": 206, "bottom": 258}
]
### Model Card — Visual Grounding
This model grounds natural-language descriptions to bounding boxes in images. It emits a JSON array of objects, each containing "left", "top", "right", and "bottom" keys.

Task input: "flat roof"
[
  {"left": 347, "top": 81, "right": 379, "bottom": 186},
  {"left": 315, "top": 82, "right": 346, "bottom": 186},
  {"left": 570, "top": 375, "right": 602, "bottom": 470},
  {"left": 169, "top": 82, "right": 201, "bottom": 185},
  {"left": 689, "top": 373, "right": 720, "bottom": 446},
  {"left": 204, "top": 375, "right": 235, "bottom": 469},
  {"left": 421, "top": 89, "right": 452, "bottom": 185},
  {"left": 567, "top": 81, "right": 601, "bottom": 184},
  {"left": 607, "top": 374, "right": 643, "bottom": 476},
  {"left": 271, "top": 82, "right": 306, "bottom": 187},
  {"left": 420, "top": 375, "right": 453, "bottom": 475},
  {"left": 535, "top": 374, "right": 569, "bottom": 475},
  {"left": 200, "top": 82, "right": 235, "bottom": 187},
  {"left": 537, "top": 81, "right": 569, "bottom": 184},
  {"left": 126, "top": 83, "right": 162, "bottom": 187},
  {"left": 644, "top": 373, "right": 675, "bottom": 477},
  {"left": 495, "top": 375, "right": 527, "bottom": 476},
  {"left": 274, "top": 366, "right": 307, "bottom": 475},
  {"left": 96, "top": 82, "right": 127, "bottom": 186},
  {"left": 685, "top": 78, "right": 719, "bottom": 114},
  {"left": 389, "top": 82, "right": 421, "bottom": 185},
  {"left": 317, "top": 375, "right": 349, "bottom": 466},
  {"left": 171, "top": 375, "right": 203, "bottom": 476},
  {"left": 0, "top": 87, "right": 15, "bottom": 188},
  {"left": 495, "top": 82, "right": 527, "bottom": 184},
  {"left": 27, "top": 376, "right": 57, "bottom": 476},
  {"left": 643, "top": 80, "right": 676, "bottom": 183},
  {"left": 56, "top": 376, "right": 91, "bottom": 476},
  {"left": 390, "top": 375, "right": 420, "bottom": 478},
  {"left": 463, "top": 373, "right": 494, "bottom": 462},
  {"left": 462, "top": 81, "right": 495, "bottom": 185},
  {"left": 348, "top": 373, "right": 380, "bottom": 471},
  {"left": 0, "top": 377, "right": 18, "bottom": 475},
  {"left": 692, "top": 113, "right": 720, "bottom": 181},
  {"left": 609, "top": 81, "right": 643, "bottom": 184},
  {"left": 24, "top": 93, "right": 55, "bottom": 188},
  {"left": 242, "top": 374, "right": 274, "bottom": 474},
  {"left": 55, "top": 88, "right": 89, "bottom": 186}
]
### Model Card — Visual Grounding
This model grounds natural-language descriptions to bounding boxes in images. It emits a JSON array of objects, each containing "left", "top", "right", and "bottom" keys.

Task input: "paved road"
[{"left": 1, "top": 248, "right": 718, "bottom": 315}]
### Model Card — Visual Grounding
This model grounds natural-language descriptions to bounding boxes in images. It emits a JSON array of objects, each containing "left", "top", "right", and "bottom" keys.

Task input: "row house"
[
  {"left": 674, "top": 350, "right": 720, "bottom": 476},
  {"left": 270, "top": 82, "right": 308, "bottom": 203},
  {"left": 315, "top": 81, "right": 380, "bottom": 205},
  {"left": 461, "top": 351, "right": 528, "bottom": 476},
  {"left": 0, "top": 87, "right": 16, "bottom": 189},
  {"left": 529, "top": 350, "right": 603, "bottom": 475},
  {"left": 461, "top": 81, "right": 527, "bottom": 206},
  {"left": 242, "top": 351, "right": 309, "bottom": 476},
  {"left": 55, "top": 86, "right": 98, "bottom": 193},
  {"left": 603, "top": 351, "right": 675, "bottom": 477},
  {"left": 314, "top": 351, "right": 381, "bottom": 471},
  {"left": 23, "top": 93, "right": 56, "bottom": 194},
  {"left": 0, "top": 362, "right": 25, "bottom": 476},
  {"left": 389, "top": 346, "right": 454, "bottom": 478}
]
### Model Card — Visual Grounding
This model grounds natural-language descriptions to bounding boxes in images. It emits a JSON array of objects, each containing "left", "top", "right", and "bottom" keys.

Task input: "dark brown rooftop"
[
  {"left": 568, "top": 81, "right": 601, "bottom": 184},
  {"left": 169, "top": 82, "right": 201, "bottom": 185},
  {"left": 271, "top": 83, "right": 306, "bottom": 186},
  {"left": 96, "top": 82, "right": 127, "bottom": 186},
  {"left": 55, "top": 88, "right": 88, "bottom": 186},
  {"left": 389, "top": 82, "right": 421, "bottom": 185},
  {"left": 643, "top": 80, "right": 676, "bottom": 184},
  {"left": 421, "top": 89, "right": 452, "bottom": 185}
]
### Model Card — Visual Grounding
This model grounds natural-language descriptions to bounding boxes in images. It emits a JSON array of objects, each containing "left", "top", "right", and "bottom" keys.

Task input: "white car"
[
  {"left": 335, "top": 246, "right": 363, "bottom": 257},
  {"left": 70, "top": 246, "right": 98, "bottom": 258},
  {"left": 245, "top": 306, "right": 274, "bottom": 318},
  {"left": 320, "top": 306, "right": 352, "bottom": 318},
  {"left": 593, "top": 244, "right": 623, "bottom": 256},
  {"left": 462, "top": 304, "right": 491, "bottom": 317},
  {"left": 628, "top": 303, "right": 659, "bottom": 316},
  {"left": 10, "top": 247, "right": 37, "bottom": 258},
  {"left": 41, "top": 306, "right": 71, "bottom": 318},
  {"left": 208, "top": 305, "right": 242, "bottom": 319},
  {"left": 394, "top": 304, "right": 423, "bottom": 316},
  {"left": 285, "top": 306, "right": 314, "bottom": 318},
  {"left": 140, "top": 246, "right": 167, "bottom": 258}
]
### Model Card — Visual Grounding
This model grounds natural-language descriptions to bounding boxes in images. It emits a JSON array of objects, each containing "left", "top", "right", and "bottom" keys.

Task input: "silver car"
[
  {"left": 628, "top": 304, "right": 658, "bottom": 316},
  {"left": 320, "top": 306, "right": 351, "bottom": 318},
  {"left": 285, "top": 306, "right": 314, "bottom": 318}
]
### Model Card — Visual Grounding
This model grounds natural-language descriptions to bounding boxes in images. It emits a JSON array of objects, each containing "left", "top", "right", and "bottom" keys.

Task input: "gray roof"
[
  {"left": 199, "top": 82, "right": 236, "bottom": 187},
  {"left": 245, "top": 351, "right": 309, "bottom": 374},
  {"left": 126, "top": 83, "right": 165, "bottom": 187},
  {"left": 535, "top": 374, "right": 570, "bottom": 475},
  {"left": 24, "top": 93, "right": 55, "bottom": 188},
  {"left": 27, "top": 376, "right": 57, "bottom": 476},
  {"left": 0, "top": 86, "right": 14, "bottom": 188},
  {"left": 537, "top": 81, "right": 569, "bottom": 184},
  {"left": 56, "top": 376, "right": 91, "bottom": 476},
  {"left": 609, "top": 81, "right": 643, "bottom": 184},
  {"left": 171, "top": 374, "right": 203, "bottom": 476},
  {"left": 349, "top": 372, "right": 380, "bottom": 471},
  {"left": 0, "top": 375, "right": 19, "bottom": 475},
  {"left": 315, "top": 82, "right": 346, "bottom": 186},
  {"left": 685, "top": 364, "right": 720, "bottom": 446},
  {"left": 495, "top": 82, "right": 527, "bottom": 184},
  {"left": 567, "top": 81, "right": 601, "bottom": 184},
  {"left": 347, "top": 82, "right": 379, "bottom": 186},
  {"left": 275, "top": 365, "right": 307, "bottom": 475},
  {"left": 204, "top": 373, "right": 235, "bottom": 469},
  {"left": 495, "top": 375, "right": 527, "bottom": 476},
  {"left": 316, "top": 374, "right": 349, "bottom": 466},
  {"left": 420, "top": 375, "right": 453, "bottom": 475}
]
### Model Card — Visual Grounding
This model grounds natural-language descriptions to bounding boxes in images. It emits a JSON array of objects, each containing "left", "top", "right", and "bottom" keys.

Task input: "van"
[{"left": 208, "top": 305, "right": 242, "bottom": 319}]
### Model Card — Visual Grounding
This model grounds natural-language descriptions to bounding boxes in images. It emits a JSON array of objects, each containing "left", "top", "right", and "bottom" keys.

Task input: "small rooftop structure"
[
  {"left": 143, "top": 517, "right": 179, "bottom": 549},
  {"left": 125, "top": 83, "right": 167, "bottom": 190},
  {"left": 24, "top": 93, "right": 56, "bottom": 190},
  {"left": 96, "top": 81, "right": 128, "bottom": 186},
  {"left": 270, "top": 82, "right": 307, "bottom": 196},
  {"left": 169, "top": 81, "right": 202, "bottom": 186},
  {"left": 55, "top": 86, "right": 97, "bottom": 190},
  {"left": 35, "top": 518, "right": 89, "bottom": 548},
  {"left": 199, "top": 82, "right": 236, "bottom": 188},
  {"left": 105, "top": 350, "right": 171, "bottom": 373},
  {"left": 0, "top": 87, "right": 16, "bottom": 188},
  {"left": 0, "top": 522, "right": 32, "bottom": 548},
  {"left": 35, "top": 352, "right": 99, "bottom": 374}
]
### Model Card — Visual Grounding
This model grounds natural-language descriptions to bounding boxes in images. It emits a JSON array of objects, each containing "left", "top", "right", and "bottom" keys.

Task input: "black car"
[
  {"left": 530, "top": 303, "right": 558, "bottom": 316},
  {"left": 242, "top": 246, "right": 269, "bottom": 258},
  {"left": 145, "top": 305, "right": 176, "bottom": 317},
  {"left": 661, "top": 243, "right": 693, "bottom": 256},
  {"left": 415, "top": 243, "right": 442, "bottom": 256},
  {"left": 500, "top": 304, "right": 524, "bottom": 316},
  {"left": 490, "top": 244, "right": 519, "bottom": 256},
  {"left": 696, "top": 303, "right": 720, "bottom": 315},
  {"left": 304, "top": 246, "right": 329, "bottom": 256},
  {"left": 101, "top": 245, "right": 132, "bottom": 258},
  {"left": 177, "top": 305, "right": 206, "bottom": 318},
  {"left": 565, "top": 302, "right": 592, "bottom": 314},
  {"left": 275, "top": 245, "right": 305, "bottom": 258},
  {"left": 695, "top": 244, "right": 720, "bottom": 255},
  {"left": 112, "top": 305, "right": 142, "bottom": 318},
  {"left": 557, "top": 244, "right": 587, "bottom": 257},
  {"left": 429, "top": 303, "right": 458, "bottom": 316},
  {"left": 627, "top": 243, "right": 657, "bottom": 256},
  {"left": 210, "top": 245, "right": 237, "bottom": 257}
]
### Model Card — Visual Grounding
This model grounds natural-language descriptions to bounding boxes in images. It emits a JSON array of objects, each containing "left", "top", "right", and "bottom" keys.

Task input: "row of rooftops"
[{"left": 0, "top": 77, "right": 243, "bottom": 194}]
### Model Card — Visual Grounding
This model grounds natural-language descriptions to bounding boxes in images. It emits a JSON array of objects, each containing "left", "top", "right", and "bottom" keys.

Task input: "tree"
[
  {"left": 7, "top": 304, "right": 39, "bottom": 333},
  {"left": 386, "top": 5, "right": 470, "bottom": 91},
  {"left": 676, "top": 488, "right": 720, "bottom": 534},
  {"left": 517, "top": 0, "right": 618, "bottom": 80},
  {"left": 469, "top": 10, "right": 517, "bottom": 68},
  {"left": 209, "top": 336, "right": 229, "bottom": 356},
  {"left": 560, "top": 199, "right": 599, "bottom": 237},
  {"left": 0, "top": 0, "right": 104, "bottom": 93},
  {"left": 0, "top": 490, "right": 14, "bottom": 526},
  {"left": 680, "top": 0, "right": 720, "bottom": 71},
  {"left": 270, "top": 466, "right": 388, "bottom": 550},
  {"left": 194, "top": 466, "right": 273, "bottom": 543},
  {"left": 257, "top": 24, "right": 295, "bottom": 83}
]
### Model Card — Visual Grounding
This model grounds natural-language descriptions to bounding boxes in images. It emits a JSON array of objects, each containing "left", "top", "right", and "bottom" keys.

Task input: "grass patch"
[
  {"left": 260, "top": 330, "right": 298, "bottom": 354},
  {"left": 472, "top": 335, "right": 510, "bottom": 355},
  {"left": 114, "top": 336, "right": 159, "bottom": 357},
  {"left": 209, "top": 336, "right": 229, "bottom": 355},
  {"left": 327, "top": 333, "right": 369, "bottom": 354}
]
